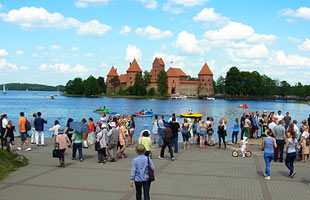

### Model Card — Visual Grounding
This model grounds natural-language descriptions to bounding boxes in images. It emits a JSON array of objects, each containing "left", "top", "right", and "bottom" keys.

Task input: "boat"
[
  {"left": 94, "top": 108, "right": 112, "bottom": 113},
  {"left": 238, "top": 104, "right": 248, "bottom": 109},
  {"left": 49, "top": 96, "right": 55, "bottom": 100},
  {"left": 179, "top": 113, "right": 203, "bottom": 118},
  {"left": 133, "top": 111, "right": 155, "bottom": 117},
  {"left": 206, "top": 97, "right": 215, "bottom": 100},
  {"left": 2, "top": 85, "right": 6, "bottom": 94}
]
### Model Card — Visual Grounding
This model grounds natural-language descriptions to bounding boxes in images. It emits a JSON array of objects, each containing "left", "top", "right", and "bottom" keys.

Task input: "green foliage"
[
  {"left": 65, "top": 77, "right": 84, "bottom": 95},
  {"left": 0, "top": 83, "right": 64, "bottom": 91},
  {"left": 0, "top": 150, "right": 28, "bottom": 180},
  {"left": 133, "top": 73, "right": 146, "bottom": 95},
  {"left": 97, "top": 76, "right": 106, "bottom": 94},
  {"left": 215, "top": 76, "right": 225, "bottom": 94},
  {"left": 157, "top": 70, "right": 168, "bottom": 95},
  {"left": 147, "top": 87, "right": 156, "bottom": 96},
  {"left": 84, "top": 75, "right": 100, "bottom": 96},
  {"left": 187, "top": 75, "right": 198, "bottom": 81},
  {"left": 109, "top": 76, "right": 120, "bottom": 93},
  {"left": 143, "top": 70, "right": 150, "bottom": 86}
]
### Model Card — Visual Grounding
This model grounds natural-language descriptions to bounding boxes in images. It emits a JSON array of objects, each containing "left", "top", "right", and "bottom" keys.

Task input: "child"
[
  {"left": 55, "top": 127, "right": 71, "bottom": 167},
  {"left": 139, "top": 131, "right": 152, "bottom": 158},
  {"left": 95, "top": 124, "right": 108, "bottom": 164},
  {"left": 241, "top": 137, "right": 249, "bottom": 158}
]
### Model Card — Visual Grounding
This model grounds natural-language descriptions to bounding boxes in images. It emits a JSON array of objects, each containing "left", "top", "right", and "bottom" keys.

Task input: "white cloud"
[
  {"left": 287, "top": 36, "right": 301, "bottom": 43},
  {"left": 135, "top": 26, "right": 173, "bottom": 40},
  {"left": 193, "top": 8, "right": 229, "bottom": 26},
  {"left": 38, "top": 63, "right": 91, "bottom": 74},
  {"left": 84, "top": 53, "right": 95, "bottom": 57},
  {"left": 125, "top": 44, "right": 142, "bottom": 61},
  {"left": 0, "top": 7, "right": 111, "bottom": 37},
  {"left": 246, "top": 33, "right": 277, "bottom": 44},
  {"left": 279, "top": 7, "right": 310, "bottom": 20},
  {"left": 136, "top": 0, "right": 157, "bottom": 9},
  {"left": 0, "top": 49, "right": 8, "bottom": 57},
  {"left": 101, "top": 62, "right": 109, "bottom": 67},
  {"left": 71, "top": 46, "right": 79, "bottom": 51},
  {"left": 120, "top": 25, "right": 131, "bottom": 36},
  {"left": 0, "top": 2, "right": 3, "bottom": 10},
  {"left": 75, "top": 0, "right": 110, "bottom": 8},
  {"left": 162, "top": 3, "right": 183, "bottom": 14},
  {"left": 15, "top": 50, "right": 24, "bottom": 55},
  {"left": 168, "top": 0, "right": 209, "bottom": 7},
  {"left": 77, "top": 20, "right": 111, "bottom": 37},
  {"left": 0, "top": 58, "right": 26, "bottom": 71},
  {"left": 153, "top": 52, "right": 185, "bottom": 63},
  {"left": 35, "top": 46, "right": 45, "bottom": 51},
  {"left": 226, "top": 44, "right": 269, "bottom": 60},
  {"left": 175, "top": 31, "right": 207, "bottom": 55},
  {"left": 298, "top": 38, "right": 310, "bottom": 52},
  {"left": 269, "top": 50, "right": 310, "bottom": 68},
  {"left": 49, "top": 45, "right": 61, "bottom": 50},
  {"left": 286, "top": 19, "right": 295, "bottom": 23}
]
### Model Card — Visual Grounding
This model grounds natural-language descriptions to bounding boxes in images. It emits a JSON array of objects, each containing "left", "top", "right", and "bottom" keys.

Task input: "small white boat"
[
  {"left": 2, "top": 85, "right": 6, "bottom": 94},
  {"left": 206, "top": 97, "right": 215, "bottom": 100}
]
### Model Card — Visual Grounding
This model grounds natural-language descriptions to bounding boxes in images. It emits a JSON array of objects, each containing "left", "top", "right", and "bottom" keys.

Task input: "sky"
[{"left": 0, "top": 0, "right": 310, "bottom": 86}]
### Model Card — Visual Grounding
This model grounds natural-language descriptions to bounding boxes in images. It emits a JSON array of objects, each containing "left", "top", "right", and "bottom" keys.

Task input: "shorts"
[
  {"left": 21, "top": 132, "right": 27, "bottom": 142},
  {"left": 129, "top": 128, "right": 134, "bottom": 135},
  {"left": 253, "top": 126, "right": 259, "bottom": 130},
  {"left": 182, "top": 133, "right": 189, "bottom": 142},
  {"left": 199, "top": 130, "right": 206, "bottom": 136},
  {"left": 207, "top": 129, "right": 214, "bottom": 136}
]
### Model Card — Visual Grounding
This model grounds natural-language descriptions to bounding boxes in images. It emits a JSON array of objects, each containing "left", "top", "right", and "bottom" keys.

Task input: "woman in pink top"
[
  {"left": 118, "top": 120, "right": 127, "bottom": 158},
  {"left": 56, "top": 127, "right": 71, "bottom": 167}
]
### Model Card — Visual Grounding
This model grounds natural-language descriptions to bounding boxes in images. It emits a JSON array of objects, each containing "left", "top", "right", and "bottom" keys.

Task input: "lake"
[{"left": 0, "top": 91, "right": 309, "bottom": 142}]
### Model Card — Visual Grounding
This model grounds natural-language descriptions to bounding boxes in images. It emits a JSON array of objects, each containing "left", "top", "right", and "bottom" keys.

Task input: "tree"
[
  {"left": 279, "top": 80, "right": 291, "bottom": 96},
  {"left": 109, "top": 76, "right": 120, "bottom": 93},
  {"left": 143, "top": 70, "right": 150, "bottom": 86},
  {"left": 133, "top": 73, "right": 146, "bottom": 95},
  {"left": 187, "top": 75, "right": 198, "bottom": 81},
  {"left": 157, "top": 70, "right": 168, "bottom": 96},
  {"left": 84, "top": 75, "right": 100, "bottom": 96},
  {"left": 215, "top": 76, "right": 225, "bottom": 94},
  {"left": 97, "top": 76, "right": 106, "bottom": 94},
  {"left": 64, "top": 77, "right": 84, "bottom": 95},
  {"left": 147, "top": 88, "right": 156, "bottom": 96},
  {"left": 225, "top": 67, "right": 241, "bottom": 95}
]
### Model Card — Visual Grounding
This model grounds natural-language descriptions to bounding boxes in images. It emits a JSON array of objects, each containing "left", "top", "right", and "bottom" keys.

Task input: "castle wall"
[
  {"left": 167, "top": 77, "right": 180, "bottom": 94},
  {"left": 126, "top": 72, "right": 138, "bottom": 87},
  {"left": 198, "top": 74, "right": 214, "bottom": 96},
  {"left": 179, "top": 84, "right": 199, "bottom": 96}
]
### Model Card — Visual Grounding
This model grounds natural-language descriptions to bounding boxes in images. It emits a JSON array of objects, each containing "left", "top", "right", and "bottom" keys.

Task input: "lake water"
[{"left": 0, "top": 91, "right": 309, "bottom": 142}]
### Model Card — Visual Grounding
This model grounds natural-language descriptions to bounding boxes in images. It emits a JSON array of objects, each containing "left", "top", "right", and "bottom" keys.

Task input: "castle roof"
[
  {"left": 153, "top": 57, "right": 165, "bottom": 66},
  {"left": 166, "top": 67, "right": 187, "bottom": 77},
  {"left": 127, "top": 59, "right": 142, "bottom": 73},
  {"left": 198, "top": 63, "right": 213, "bottom": 76},
  {"left": 119, "top": 74, "right": 127, "bottom": 83},
  {"left": 107, "top": 66, "right": 119, "bottom": 77}
]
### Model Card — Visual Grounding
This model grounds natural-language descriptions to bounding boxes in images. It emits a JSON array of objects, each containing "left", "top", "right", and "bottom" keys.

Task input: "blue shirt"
[
  {"left": 158, "top": 119, "right": 164, "bottom": 129},
  {"left": 233, "top": 122, "right": 239, "bottom": 132},
  {"left": 130, "top": 155, "right": 155, "bottom": 182},
  {"left": 252, "top": 116, "right": 259, "bottom": 127},
  {"left": 34, "top": 117, "right": 47, "bottom": 131},
  {"left": 264, "top": 137, "right": 274, "bottom": 154}
]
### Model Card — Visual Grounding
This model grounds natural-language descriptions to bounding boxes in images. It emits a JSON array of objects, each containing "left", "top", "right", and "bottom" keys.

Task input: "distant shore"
[{"left": 63, "top": 93, "right": 171, "bottom": 99}]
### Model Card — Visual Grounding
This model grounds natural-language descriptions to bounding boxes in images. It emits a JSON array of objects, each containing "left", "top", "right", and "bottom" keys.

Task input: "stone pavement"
[{"left": 0, "top": 138, "right": 310, "bottom": 200}]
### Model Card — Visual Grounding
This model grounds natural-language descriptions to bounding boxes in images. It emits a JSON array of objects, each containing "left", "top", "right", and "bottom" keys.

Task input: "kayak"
[
  {"left": 133, "top": 112, "right": 155, "bottom": 117},
  {"left": 238, "top": 104, "right": 248, "bottom": 109},
  {"left": 94, "top": 109, "right": 112, "bottom": 113},
  {"left": 179, "top": 113, "right": 203, "bottom": 118}
]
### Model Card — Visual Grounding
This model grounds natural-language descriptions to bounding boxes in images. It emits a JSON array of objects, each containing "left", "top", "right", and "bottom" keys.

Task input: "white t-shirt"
[
  {"left": 275, "top": 114, "right": 284, "bottom": 123},
  {"left": 268, "top": 122, "right": 277, "bottom": 131},
  {"left": 287, "top": 138, "right": 298, "bottom": 153},
  {"left": 244, "top": 119, "right": 251, "bottom": 128},
  {"left": 293, "top": 124, "right": 299, "bottom": 136},
  {"left": 2, "top": 118, "right": 8, "bottom": 128},
  {"left": 49, "top": 124, "right": 61, "bottom": 136}
]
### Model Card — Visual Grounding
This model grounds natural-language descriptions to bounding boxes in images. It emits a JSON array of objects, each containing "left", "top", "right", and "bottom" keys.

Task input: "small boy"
[
  {"left": 241, "top": 137, "right": 248, "bottom": 158},
  {"left": 139, "top": 131, "right": 152, "bottom": 158}
]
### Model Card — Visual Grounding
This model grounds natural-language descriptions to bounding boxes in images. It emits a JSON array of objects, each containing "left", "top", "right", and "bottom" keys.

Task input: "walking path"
[{"left": 0, "top": 138, "right": 309, "bottom": 200}]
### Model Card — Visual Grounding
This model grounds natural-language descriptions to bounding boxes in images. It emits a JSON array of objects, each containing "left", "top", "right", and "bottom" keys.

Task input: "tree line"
[
  {"left": 214, "top": 66, "right": 310, "bottom": 97},
  {"left": 65, "top": 76, "right": 106, "bottom": 96},
  {"left": 0, "top": 83, "right": 64, "bottom": 91}
]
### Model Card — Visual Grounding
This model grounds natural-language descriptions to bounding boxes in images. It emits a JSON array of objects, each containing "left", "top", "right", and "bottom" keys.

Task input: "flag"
[{"left": 170, "top": 61, "right": 173, "bottom": 64}]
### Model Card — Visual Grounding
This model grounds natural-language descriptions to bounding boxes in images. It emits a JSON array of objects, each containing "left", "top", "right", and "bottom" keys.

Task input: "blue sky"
[{"left": 0, "top": 0, "right": 310, "bottom": 86}]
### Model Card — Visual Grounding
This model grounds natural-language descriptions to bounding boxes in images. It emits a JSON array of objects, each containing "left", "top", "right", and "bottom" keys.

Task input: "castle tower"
[
  {"left": 106, "top": 66, "right": 119, "bottom": 87},
  {"left": 126, "top": 59, "right": 142, "bottom": 87},
  {"left": 198, "top": 63, "right": 214, "bottom": 96},
  {"left": 150, "top": 57, "right": 165, "bottom": 81}
]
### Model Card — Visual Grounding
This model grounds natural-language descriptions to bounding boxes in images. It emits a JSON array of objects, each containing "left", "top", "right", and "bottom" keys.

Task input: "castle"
[{"left": 106, "top": 58, "right": 214, "bottom": 97}]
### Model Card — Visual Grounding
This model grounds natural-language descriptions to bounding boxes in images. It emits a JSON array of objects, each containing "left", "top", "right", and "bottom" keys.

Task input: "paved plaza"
[{"left": 0, "top": 138, "right": 310, "bottom": 200}]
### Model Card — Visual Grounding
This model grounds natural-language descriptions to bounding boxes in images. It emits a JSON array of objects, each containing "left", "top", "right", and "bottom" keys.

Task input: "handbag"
[
  {"left": 95, "top": 133, "right": 103, "bottom": 151},
  {"left": 53, "top": 146, "right": 60, "bottom": 158},
  {"left": 147, "top": 156, "right": 155, "bottom": 182}
]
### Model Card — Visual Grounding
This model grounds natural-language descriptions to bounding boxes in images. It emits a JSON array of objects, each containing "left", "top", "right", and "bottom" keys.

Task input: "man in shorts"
[{"left": 17, "top": 112, "right": 31, "bottom": 151}]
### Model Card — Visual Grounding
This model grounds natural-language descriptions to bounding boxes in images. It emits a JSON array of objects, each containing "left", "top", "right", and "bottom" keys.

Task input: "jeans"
[
  {"left": 72, "top": 143, "right": 83, "bottom": 160},
  {"left": 135, "top": 181, "right": 151, "bottom": 200},
  {"left": 232, "top": 131, "right": 238, "bottom": 143},
  {"left": 35, "top": 131, "right": 44, "bottom": 145},
  {"left": 264, "top": 152, "right": 274, "bottom": 176},
  {"left": 160, "top": 141, "right": 174, "bottom": 158},
  {"left": 285, "top": 152, "right": 296, "bottom": 175},
  {"left": 172, "top": 136, "right": 178, "bottom": 153},
  {"left": 158, "top": 128, "right": 163, "bottom": 147},
  {"left": 274, "top": 140, "right": 284, "bottom": 162},
  {"left": 218, "top": 135, "right": 226, "bottom": 149},
  {"left": 241, "top": 127, "right": 244, "bottom": 140},
  {"left": 98, "top": 148, "right": 107, "bottom": 163}
]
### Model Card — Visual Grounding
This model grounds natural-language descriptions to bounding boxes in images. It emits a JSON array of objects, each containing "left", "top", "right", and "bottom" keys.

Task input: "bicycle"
[{"left": 232, "top": 146, "right": 252, "bottom": 157}]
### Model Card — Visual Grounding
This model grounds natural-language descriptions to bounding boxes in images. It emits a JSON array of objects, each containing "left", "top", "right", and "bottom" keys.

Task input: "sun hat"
[
  {"left": 110, "top": 122, "right": 116, "bottom": 127},
  {"left": 135, "top": 144, "right": 146, "bottom": 155},
  {"left": 101, "top": 124, "right": 107, "bottom": 129},
  {"left": 57, "top": 127, "right": 65, "bottom": 134},
  {"left": 187, "top": 118, "right": 191, "bottom": 123}
]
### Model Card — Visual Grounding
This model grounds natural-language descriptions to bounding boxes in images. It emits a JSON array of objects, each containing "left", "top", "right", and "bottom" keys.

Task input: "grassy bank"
[
  {"left": 63, "top": 93, "right": 170, "bottom": 99},
  {"left": 289, "top": 100, "right": 310, "bottom": 104},
  {"left": 0, "top": 150, "right": 28, "bottom": 181}
]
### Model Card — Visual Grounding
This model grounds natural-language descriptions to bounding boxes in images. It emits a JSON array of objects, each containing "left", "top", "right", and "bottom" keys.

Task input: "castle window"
[
  {"left": 130, "top": 81, "right": 132, "bottom": 84},
  {"left": 204, "top": 83, "right": 206, "bottom": 86},
  {"left": 208, "top": 79, "right": 210, "bottom": 81},
  {"left": 130, "top": 77, "right": 132, "bottom": 80},
  {"left": 202, "top": 79, "right": 204, "bottom": 81},
  {"left": 173, "top": 80, "right": 175, "bottom": 83},
  {"left": 209, "top": 84, "right": 211, "bottom": 86}
]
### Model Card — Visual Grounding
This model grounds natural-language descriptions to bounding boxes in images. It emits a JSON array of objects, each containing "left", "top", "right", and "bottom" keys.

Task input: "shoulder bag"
[
  {"left": 147, "top": 156, "right": 155, "bottom": 182},
  {"left": 52, "top": 143, "right": 60, "bottom": 158}
]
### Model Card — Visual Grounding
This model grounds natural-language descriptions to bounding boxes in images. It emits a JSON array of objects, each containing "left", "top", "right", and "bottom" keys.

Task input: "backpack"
[{"left": 25, "top": 119, "right": 31, "bottom": 131}]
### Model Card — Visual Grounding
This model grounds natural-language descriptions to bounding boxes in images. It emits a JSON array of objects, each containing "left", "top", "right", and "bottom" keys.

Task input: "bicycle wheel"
[
  {"left": 246, "top": 151, "right": 252, "bottom": 157},
  {"left": 232, "top": 150, "right": 239, "bottom": 157}
]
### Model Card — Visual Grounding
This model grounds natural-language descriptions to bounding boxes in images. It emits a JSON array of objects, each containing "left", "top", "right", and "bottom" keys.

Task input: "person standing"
[
  {"left": 128, "top": 115, "right": 135, "bottom": 145},
  {"left": 81, "top": 118, "right": 89, "bottom": 148},
  {"left": 30, "top": 113, "right": 37, "bottom": 144},
  {"left": 49, "top": 120, "right": 60, "bottom": 137},
  {"left": 34, "top": 112, "right": 47, "bottom": 146},
  {"left": 100, "top": 112, "right": 107, "bottom": 124},
  {"left": 159, "top": 122, "right": 174, "bottom": 160},
  {"left": 55, "top": 127, "right": 71, "bottom": 167},
  {"left": 232, "top": 118, "right": 239, "bottom": 145},
  {"left": 285, "top": 130, "right": 298, "bottom": 178},
  {"left": 64, "top": 118, "right": 74, "bottom": 143},
  {"left": 207, "top": 117, "right": 215, "bottom": 146},
  {"left": 107, "top": 122, "right": 119, "bottom": 162},
  {"left": 17, "top": 112, "right": 31, "bottom": 151},
  {"left": 274, "top": 120, "right": 286, "bottom": 162},
  {"left": 3, "top": 120, "right": 15, "bottom": 152},
  {"left": 275, "top": 110, "right": 284, "bottom": 124},
  {"left": 244, "top": 115, "right": 251, "bottom": 138},
  {"left": 130, "top": 144, "right": 155, "bottom": 200},
  {"left": 118, "top": 119, "right": 127, "bottom": 159},
  {"left": 71, "top": 131, "right": 84, "bottom": 162},
  {"left": 96, "top": 124, "right": 108, "bottom": 164},
  {"left": 240, "top": 113, "right": 246, "bottom": 140},
  {"left": 300, "top": 125, "right": 309, "bottom": 163},
  {"left": 157, "top": 115, "right": 165, "bottom": 147},
  {"left": 252, "top": 112, "right": 259, "bottom": 138},
  {"left": 152, "top": 115, "right": 159, "bottom": 145},
  {"left": 139, "top": 131, "right": 152, "bottom": 157},
  {"left": 169, "top": 117, "right": 180, "bottom": 153},
  {"left": 217, "top": 119, "right": 227, "bottom": 150},
  {"left": 181, "top": 119, "right": 191, "bottom": 149},
  {"left": 198, "top": 120, "right": 207, "bottom": 149},
  {"left": 263, "top": 130, "right": 277, "bottom": 180},
  {"left": 284, "top": 112, "right": 292, "bottom": 131},
  {"left": 88, "top": 118, "right": 95, "bottom": 145},
  {"left": 1, "top": 114, "right": 8, "bottom": 149}
]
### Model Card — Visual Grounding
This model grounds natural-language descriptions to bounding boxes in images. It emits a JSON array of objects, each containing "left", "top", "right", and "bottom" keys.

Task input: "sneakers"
[
  {"left": 25, "top": 148, "right": 31, "bottom": 151},
  {"left": 171, "top": 157, "right": 175, "bottom": 161},
  {"left": 158, "top": 156, "right": 164, "bottom": 160},
  {"left": 79, "top": 158, "right": 84, "bottom": 162},
  {"left": 264, "top": 172, "right": 267, "bottom": 177},
  {"left": 290, "top": 171, "right": 296, "bottom": 178},
  {"left": 265, "top": 176, "right": 270, "bottom": 180},
  {"left": 17, "top": 147, "right": 21, "bottom": 151}
]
